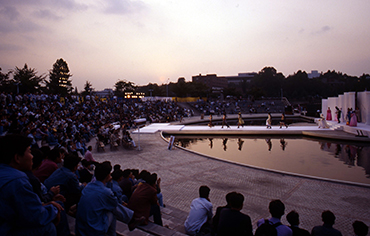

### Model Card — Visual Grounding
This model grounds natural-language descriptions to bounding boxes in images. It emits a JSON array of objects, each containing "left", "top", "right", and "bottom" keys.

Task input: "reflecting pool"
[{"left": 166, "top": 135, "right": 370, "bottom": 185}]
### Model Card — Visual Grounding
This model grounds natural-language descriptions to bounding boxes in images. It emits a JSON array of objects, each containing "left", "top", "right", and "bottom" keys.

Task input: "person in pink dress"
[
  {"left": 326, "top": 107, "right": 332, "bottom": 120},
  {"left": 349, "top": 112, "right": 357, "bottom": 127}
]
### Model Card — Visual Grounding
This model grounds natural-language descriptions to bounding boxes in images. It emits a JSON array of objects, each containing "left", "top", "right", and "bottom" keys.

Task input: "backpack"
[{"left": 255, "top": 219, "right": 282, "bottom": 236}]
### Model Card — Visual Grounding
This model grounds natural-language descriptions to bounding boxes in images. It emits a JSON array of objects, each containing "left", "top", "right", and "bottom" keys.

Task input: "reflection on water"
[{"left": 171, "top": 136, "right": 370, "bottom": 185}]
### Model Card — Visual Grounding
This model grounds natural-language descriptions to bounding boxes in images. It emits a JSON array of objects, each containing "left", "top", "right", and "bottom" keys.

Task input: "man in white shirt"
[{"left": 184, "top": 185, "right": 213, "bottom": 235}]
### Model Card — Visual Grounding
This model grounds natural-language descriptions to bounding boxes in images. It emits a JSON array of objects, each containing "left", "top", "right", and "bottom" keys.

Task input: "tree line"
[{"left": 1, "top": 59, "right": 369, "bottom": 101}]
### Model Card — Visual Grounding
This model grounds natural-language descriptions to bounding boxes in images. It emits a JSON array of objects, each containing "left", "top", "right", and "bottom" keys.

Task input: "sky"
[{"left": 1, "top": 0, "right": 370, "bottom": 91}]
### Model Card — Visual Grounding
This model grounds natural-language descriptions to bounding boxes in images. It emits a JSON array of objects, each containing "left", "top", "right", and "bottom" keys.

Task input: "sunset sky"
[{"left": 1, "top": 0, "right": 369, "bottom": 91}]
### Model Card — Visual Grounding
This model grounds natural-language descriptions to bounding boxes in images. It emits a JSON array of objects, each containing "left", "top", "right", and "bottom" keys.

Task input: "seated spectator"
[
  {"left": 257, "top": 199, "right": 292, "bottom": 236},
  {"left": 76, "top": 161, "right": 141, "bottom": 235},
  {"left": 79, "top": 159, "right": 93, "bottom": 184},
  {"left": 47, "top": 129, "right": 59, "bottom": 147},
  {"left": 44, "top": 154, "right": 84, "bottom": 212},
  {"left": 311, "top": 210, "right": 342, "bottom": 236},
  {"left": 28, "top": 128, "right": 39, "bottom": 149},
  {"left": 0, "top": 134, "right": 63, "bottom": 235},
  {"left": 286, "top": 210, "right": 310, "bottom": 236},
  {"left": 109, "top": 167, "right": 128, "bottom": 203},
  {"left": 128, "top": 173, "right": 163, "bottom": 226},
  {"left": 152, "top": 173, "right": 165, "bottom": 207},
  {"left": 122, "top": 130, "right": 136, "bottom": 147},
  {"left": 119, "top": 169, "right": 134, "bottom": 200},
  {"left": 353, "top": 221, "right": 368, "bottom": 236},
  {"left": 84, "top": 145, "right": 97, "bottom": 163},
  {"left": 212, "top": 191, "right": 236, "bottom": 235},
  {"left": 27, "top": 148, "right": 65, "bottom": 204},
  {"left": 184, "top": 185, "right": 213, "bottom": 236},
  {"left": 75, "top": 137, "right": 86, "bottom": 156},
  {"left": 216, "top": 192, "right": 253, "bottom": 236},
  {"left": 34, "top": 146, "right": 63, "bottom": 183}
]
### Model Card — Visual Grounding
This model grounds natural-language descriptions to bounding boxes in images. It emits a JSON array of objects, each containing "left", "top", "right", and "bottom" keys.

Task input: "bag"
[{"left": 255, "top": 219, "right": 281, "bottom": 236}]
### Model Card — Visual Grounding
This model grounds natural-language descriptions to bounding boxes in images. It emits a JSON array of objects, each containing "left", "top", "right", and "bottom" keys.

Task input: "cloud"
[
  {"left": 312, "top": 25, "right": 332, "bottom": 35},
  {"left": 0, "top": 6, "right": 20, "bottom": 21},
  {"left": 103, "top": 0, "right": 146, "bottom": 15},
  {"left": 32, "top": 9, "right": 63, "bottom": 21}
]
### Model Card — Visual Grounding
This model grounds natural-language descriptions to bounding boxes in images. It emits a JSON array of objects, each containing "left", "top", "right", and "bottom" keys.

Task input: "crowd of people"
[
  {"left": 184, "top": 186, "right": 369, "bottom": 236},
  {"left": 0, "top": 134, "right": 165, "bottom": 235},
  {"left": 0, "top": 92, "right": 192, "bottom": 152}
]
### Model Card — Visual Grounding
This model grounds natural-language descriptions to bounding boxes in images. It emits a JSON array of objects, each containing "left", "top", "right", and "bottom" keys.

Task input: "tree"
[
  {"left": 82, "top": 81, "right": 94, "bottom": 96},
  {"left": 12, "top": 64, "right": 45, "bottom": 93},
  {"left": 47, "top": 58, "right": 72, "bottom": 95},
  {"left": 114, "top": 80, "right": 136, "bottom": 97},
  {"left": 251, "top": 67, "right": 285, "bottom": 97},
  {"left": 0, "top": 68, "right": 12, "bottom": 92}
]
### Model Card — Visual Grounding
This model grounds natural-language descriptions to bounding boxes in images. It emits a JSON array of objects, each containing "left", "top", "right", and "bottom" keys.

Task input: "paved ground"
[{"left": 90, "top": 120, "right": 370, "bottom": 235}]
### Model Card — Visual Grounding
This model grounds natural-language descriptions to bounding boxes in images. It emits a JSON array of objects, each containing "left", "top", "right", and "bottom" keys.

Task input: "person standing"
[
  {"left": 184, "top": 185, "right": 213, "bottom": 235},
  {"left": 335, "top": 106, "right": 342, "bottom": 123},
  {"left": 237, "top": 112, "right": 245, "bottom": 128},
  {"left": 279, "top": 113, "right": 288, "bottom": 128},
  {"left": 208, "top": 115, "right": 214, "bottom": 128},
  {"left": 221, "top": 112, "right": 230, "bottom": 128},
  {"left": 266, "top": 113, "right": 272, "bottom": 129},
  {"left": 326, "top": 107, "right": 332, "bottom": 120}
]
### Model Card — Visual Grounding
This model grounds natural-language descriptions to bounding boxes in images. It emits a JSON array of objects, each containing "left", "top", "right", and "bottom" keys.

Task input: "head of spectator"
[
  {"left": 225, "top": 191, "right": 237, "bottom": 207},
  {"left": 113, "top": 164, "right": 121, "bottom": 171},
  {"left": 48, "top": 147, "right": 63, "bottom": 164},
  {"left": 122, "top": 169, "right": 132, "bottom": 179},
  {"left": 63, "top": 154, "right": 81, "bottom": 173},
  {"left": 199, "top": 185, "right": 210, "bottom": 199},
  {"left": 269, "top": 199, "right": 285, "bottom": 219},
  {"left": 111, "top": 168, "right": 124, "bottom": 182},
  {"left": 321, "top": 210, "right": 336, "bottom": 226},
  {"left": 95, "top": 161, "right": 112, "bottom": 183},
  {"left": 0, "top": 134, "right": 32, "bottom": 171},
  {"left": 87, "top": 145, "right": 92, "bottom": 152},
  {"left": 353, "top": 221, "right": 369, "bottom": 236},
  {"left": 31, "top": 148, "right": 45, "bottom": 170},
  {"left": 286, "top": 210, "right": 300, "bottom": 226},
  {"left": 147, "top": 173, "right": 157, "bottom": 187},
  {"left": 229, "top": 192, "right": 244, "bottom": 211},
  {"left": 138, "top": 169, "right": 151, "bottom": 182}
]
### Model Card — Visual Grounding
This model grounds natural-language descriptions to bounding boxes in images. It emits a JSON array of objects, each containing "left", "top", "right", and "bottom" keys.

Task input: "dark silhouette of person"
[
  {"left": 286, "top": 210, "right": 310, "bottom": 236},
  {"left": 353, "top": 221, "right": 368, "bottom": 236},
  {"left": 311, "top": 210, "right": 342, "bottom": 236}
]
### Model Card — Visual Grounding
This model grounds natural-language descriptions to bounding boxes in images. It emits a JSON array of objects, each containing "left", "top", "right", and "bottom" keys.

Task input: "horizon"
[{"left": 1, "top": 0, "right": 369, "bottom": 91}]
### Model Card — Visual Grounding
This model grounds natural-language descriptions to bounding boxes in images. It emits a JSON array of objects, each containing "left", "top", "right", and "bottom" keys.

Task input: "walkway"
[{"left": 90, "top": 117, "right": 370, "bottom": 235}]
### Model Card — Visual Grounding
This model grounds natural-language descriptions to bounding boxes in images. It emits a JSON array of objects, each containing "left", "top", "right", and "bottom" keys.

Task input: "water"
[{"left": 168, "top": 135, "right": 370, "bottom": 185}]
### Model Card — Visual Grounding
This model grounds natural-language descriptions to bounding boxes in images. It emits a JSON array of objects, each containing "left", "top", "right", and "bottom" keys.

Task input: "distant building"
[
  {"left": 95, "top": 88, "right": 114, "bottom": 97},
  {"left": 192, "top": 74, "right": 228, "bottom": 90},
  {"left": 308, "top": 70, "right": 320, "bottom": 79}
]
